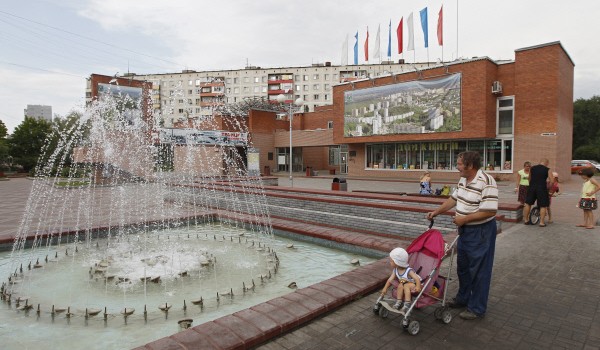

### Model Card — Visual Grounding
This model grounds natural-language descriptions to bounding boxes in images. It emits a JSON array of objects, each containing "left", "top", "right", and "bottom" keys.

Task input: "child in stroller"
[
  {"left": 379, "top": 247, "right": 422, "bottom": 315},
  {"left": 373, "top": 223, "right": 458, "bottom": 335}
]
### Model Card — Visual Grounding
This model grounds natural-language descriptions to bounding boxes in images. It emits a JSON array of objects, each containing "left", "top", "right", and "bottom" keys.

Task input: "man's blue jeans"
[{"left": 455, "top": 219, "right": 497, "bottom": 316}]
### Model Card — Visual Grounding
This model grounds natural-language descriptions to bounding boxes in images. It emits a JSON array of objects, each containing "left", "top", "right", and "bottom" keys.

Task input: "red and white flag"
[
  {"left": 437, "top": 5, "right": 443, "bottom": 46},
  {"left": 364, "top": 27, "right": 369, "bottom": 61}
]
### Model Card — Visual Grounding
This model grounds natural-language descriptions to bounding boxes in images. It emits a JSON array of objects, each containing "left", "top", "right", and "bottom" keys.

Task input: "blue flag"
[
  {"left": 387, "top": 20, "right": 392, "bottom": 58},
  {"left": 353, "top": 32, "right": 358, "bottom": 65},
  {"left": 420, "top": 7, "right": 428, "bottom": 48}
]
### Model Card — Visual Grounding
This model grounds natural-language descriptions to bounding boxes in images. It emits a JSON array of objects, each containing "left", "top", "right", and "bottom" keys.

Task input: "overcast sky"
[{"left": 1, "top": 0, "right": 598, "bottom": 133}]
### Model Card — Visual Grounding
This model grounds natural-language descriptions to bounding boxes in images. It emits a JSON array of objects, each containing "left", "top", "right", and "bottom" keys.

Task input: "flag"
[
  {"left": 407, "top": 13, "right": 414, "bottom": 51},
  {"left": 437, "top": 5, "right": 443, "bottom": 46},
  {"left": 397, "top": 17, "right": 403, "bottom": 54},
  {"left": 341, "top": 34, "right": 348, "bottom": 65},
  {"left": 387, "top": 20, "right": 392, "bottom": 58},
  {"left": 353, "top": 32, "right": 358, "bottom": 65},
  {"left": 420, "top": 7, "right": 428, "bottom": 48},
  {"left": 364, "top": 27, "right": 369, "bottom": 61},
  {"left": 374, "top": 25, "right": 381, "bottom": 59}
]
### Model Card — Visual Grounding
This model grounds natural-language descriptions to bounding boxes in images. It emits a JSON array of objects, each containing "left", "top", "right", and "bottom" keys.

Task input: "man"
[
  {"left": 426, "top": 151, "right": 498, "bottom": 320},
  {"left": 522, "top": 158, "right": 553, "bottom": 226}
]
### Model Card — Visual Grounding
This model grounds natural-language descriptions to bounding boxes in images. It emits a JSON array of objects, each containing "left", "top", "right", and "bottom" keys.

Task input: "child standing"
[
  {"left": 577, "top": 167, "right": 600, "bottom": 229},
  {"left": 379, "top": 247, "right": 422, "bottom": 314},
  {"left": 546, "top": 172, "right": 560, "bottom": 223}
]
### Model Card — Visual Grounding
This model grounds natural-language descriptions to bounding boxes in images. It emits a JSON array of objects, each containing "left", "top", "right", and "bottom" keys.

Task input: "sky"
[{"left": 1, "top": 0, "right": 599, "bottom": 133}]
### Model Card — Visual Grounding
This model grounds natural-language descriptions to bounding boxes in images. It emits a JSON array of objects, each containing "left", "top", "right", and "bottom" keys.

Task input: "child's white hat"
[{"left": 390, "top": 247, "right": 408, "bottom": 267}]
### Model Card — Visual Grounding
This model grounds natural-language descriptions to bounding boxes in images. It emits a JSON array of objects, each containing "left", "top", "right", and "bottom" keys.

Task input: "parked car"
[{"left": 571, "top": 160, "right": 600, "bottom": 174}]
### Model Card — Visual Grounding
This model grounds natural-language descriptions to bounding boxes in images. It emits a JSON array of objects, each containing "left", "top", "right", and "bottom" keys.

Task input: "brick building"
[{"left": 254, "top": 41, "right": 574, "bottom": 181}]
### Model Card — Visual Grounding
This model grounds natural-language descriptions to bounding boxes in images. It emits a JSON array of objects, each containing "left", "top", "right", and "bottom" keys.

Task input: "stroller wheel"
[
  {"left": 372, "top": 303, "right": 380, "bottom": 315},
  {"left": 441, "top": 310, "right": 453, "bottom": 324},
  {"left": 530, "top": 207, "right": 540, "bottom": 225},
  {"left": 407, "top": 320, "right": 420, "bottom": 335},
  {"left": 434, "top": 307, "right": 444, "bottom": 320},
  {"left": 379, "top": 306, "right": 389, "bottom": 318}
]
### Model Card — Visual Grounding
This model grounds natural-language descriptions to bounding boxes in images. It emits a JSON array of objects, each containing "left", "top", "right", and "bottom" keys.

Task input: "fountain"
[{"left": 0, "top": 83, "right": 374, "bottom": 349}]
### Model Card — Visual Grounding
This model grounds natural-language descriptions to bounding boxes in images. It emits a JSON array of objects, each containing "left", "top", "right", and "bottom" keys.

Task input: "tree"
[
  {"left": 0, "top": 119, "right": 7, "bottom": 139},
  {"left": 0, "top": 120, "right": 8, "bottom": 170},
  {"left": 573, "top": 96, "right": 600, "bottom": 159},
  {"left": 7, "top": 117, "right": 53, "bottom": 173}
]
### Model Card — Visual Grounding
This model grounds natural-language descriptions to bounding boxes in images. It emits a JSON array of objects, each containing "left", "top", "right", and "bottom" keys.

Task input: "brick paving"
[{"left": 2, "top": 175, "right": 599, "bottom": 349}]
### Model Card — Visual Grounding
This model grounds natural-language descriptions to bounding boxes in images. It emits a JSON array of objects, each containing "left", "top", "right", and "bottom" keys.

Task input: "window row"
[{"left": 366, "top": 139, "right": 513, "bottom": 171}]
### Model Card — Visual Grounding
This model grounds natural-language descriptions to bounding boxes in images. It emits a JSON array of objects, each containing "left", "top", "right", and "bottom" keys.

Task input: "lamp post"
[{"left": 276, "top": 93, "right": 304, "bottom": 187}]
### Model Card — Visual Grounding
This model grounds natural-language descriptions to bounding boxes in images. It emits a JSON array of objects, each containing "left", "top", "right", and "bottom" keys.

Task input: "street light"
[{"left": 276, "top": 93, "right": 304, "bottom": 187}]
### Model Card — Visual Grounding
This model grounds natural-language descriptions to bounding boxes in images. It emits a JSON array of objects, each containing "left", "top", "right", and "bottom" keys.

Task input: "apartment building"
[
  {"left": 24, "top": 104, "right": 52, "bottom": 123},
  {"left": 123, "top": 62, "right": 428, "bottom": 127}
]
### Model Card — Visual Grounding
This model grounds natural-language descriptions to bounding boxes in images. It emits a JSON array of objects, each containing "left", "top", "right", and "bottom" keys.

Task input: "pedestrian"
[
  {"left": 576, "top": 167, "right": 600, "bottom": 229},
  {"left": 522, "top": 158, "right": 553, "bottom": 227},
  {"left": 426, "top": 151, "right": 498, "bottom": 320},
  {"left": 514, "top": 161, "right": 531, "bottom": 204},
  {"left": 419, "top": 171, "right": 432, "bottom": 195},
  {"left": 546, "top": 172, "right": 560, "bottom": 223}
]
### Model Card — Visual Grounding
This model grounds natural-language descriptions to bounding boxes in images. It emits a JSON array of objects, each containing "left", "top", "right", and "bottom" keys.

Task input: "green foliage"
[
  {"left": 0, "top": 119, "right": 7, "bottom": 139},
  {"left": 573, "top": 96, "right": 600, "bottom": 159},
  {"left": 7, "top": 117, "right": 52, "bottom": 172},
  {"left": 0, "top": 119, "right": 8, "bottom": 168}
]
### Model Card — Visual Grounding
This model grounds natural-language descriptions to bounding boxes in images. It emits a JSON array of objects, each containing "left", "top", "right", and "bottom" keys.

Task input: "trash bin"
[
  {"left": 331, "top": 177, "right": 347, "bottom": 191},
  {"left": 263, "top": 166, "right": 271, "bottom": 176},
  {"left": 306, "top": 166, "right": 312, "bottom": 177}
]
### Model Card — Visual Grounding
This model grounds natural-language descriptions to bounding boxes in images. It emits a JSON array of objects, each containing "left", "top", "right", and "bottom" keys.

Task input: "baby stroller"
[{"left": 373, "top": 221, "right": 459, "bottom": 335}]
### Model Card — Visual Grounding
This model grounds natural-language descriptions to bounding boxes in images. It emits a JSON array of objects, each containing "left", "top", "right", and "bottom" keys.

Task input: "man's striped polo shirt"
[{"left": 451, "top": 169, "right": 499, "bottom": 225}]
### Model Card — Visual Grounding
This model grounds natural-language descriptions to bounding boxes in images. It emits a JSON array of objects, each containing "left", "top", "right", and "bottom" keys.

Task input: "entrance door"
[{"left": 340, "top": 152, "right": 348, "bottom": 174}]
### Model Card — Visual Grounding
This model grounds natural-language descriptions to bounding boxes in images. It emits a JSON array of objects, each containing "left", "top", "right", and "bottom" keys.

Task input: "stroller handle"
[{"left": 428, "top": 219, "right": 434, "bottom": 229}]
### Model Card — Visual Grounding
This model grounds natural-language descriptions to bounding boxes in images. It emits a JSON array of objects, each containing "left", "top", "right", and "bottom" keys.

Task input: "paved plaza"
[{"left": 1, "top": 175, "right": 599, "bottom": 349}]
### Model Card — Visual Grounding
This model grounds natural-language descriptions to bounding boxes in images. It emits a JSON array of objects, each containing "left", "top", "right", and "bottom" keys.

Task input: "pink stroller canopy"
[{"left": 406, "top": 228, "right": 446, "bottom": 260}]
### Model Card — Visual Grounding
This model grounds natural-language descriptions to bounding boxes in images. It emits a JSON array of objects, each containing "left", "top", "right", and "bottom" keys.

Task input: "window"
[
  {"left": 234, "top": 78, "right": 239, "bottom": 84},
  {"left": 262, "top": 86, "right": 267, "bottom": 93},
  {"left": 324, "top": 74, "right": 330, "bottom": 80},
  {"left": 243, "top": 87, "right": 249, "bottom": 92},
  {"left": 327, "top": 121, "right": 333, "bottom": 129},
  {"left": 295, "top": 75, "right": 300, "bottom": 80},
  {"left": 243, "top": 77, "right": 250, "bottom": 83},
  {"left": 497, "top": 96, "right": 514, "bottom": 135},
  {"left": 195, "top": 79, "right": 201, "bottom": 86},
  {"left": 188, "top": 80, "right": 193, "bottom": 86},
  {"left": 313, "top": 84, "right": 320, "bottom": 90},
  {"left": 367, "top": 144, "right": 384, "bottom": 168},
  {"left": 254, "top": 86, "right": 260, "bottom": 93},
  {"left": 234, "top": 87, "right": 239, "bottom": 94},
  {"left": 295, "top": 85, "right": 300, "bottom": 91},
  {"left": 303, "top": 75, "right": 309, "bottom": 81},
  {"left": 313, "top": 94, "right": 320, "bottom": 100},
  {"left": 254, "top": 77, "right": 260, "bottom": 83},
  {"left": 485, "top": 140, "right": 502, "bottom": 170},
  {"left": 324, "top": 94, "right": 330, "bottom": 101},
  {"left": 303, "top": 85, "right": 309, "bottom": 91},
  {"left": 313, "top": 74, "right": 319, "bottom": 80},
  {"left": 324, "top": 84, "right": 330, "bottom": 90}
]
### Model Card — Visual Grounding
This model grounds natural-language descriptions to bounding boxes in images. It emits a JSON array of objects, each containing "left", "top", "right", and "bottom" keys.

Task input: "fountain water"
[
  {"left": 2, "top": 84, "right": 278, "bottom": 327},
  {"left": 1, "top": 83, "right": 375, "bottom": 348}
]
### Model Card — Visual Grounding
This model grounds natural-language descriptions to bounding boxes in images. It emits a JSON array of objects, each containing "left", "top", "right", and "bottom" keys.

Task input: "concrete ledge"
[{"left": 135, "top": 258, "right": 390, "bottom": 350}]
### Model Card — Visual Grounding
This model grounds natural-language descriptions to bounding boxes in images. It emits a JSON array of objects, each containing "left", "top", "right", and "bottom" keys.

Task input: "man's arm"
[
  {"left": 453, "top": 210, "right": 496, "bottom": 227},
  {"left": 426, "top": 196, "right": 457, "bottom": 220}
]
